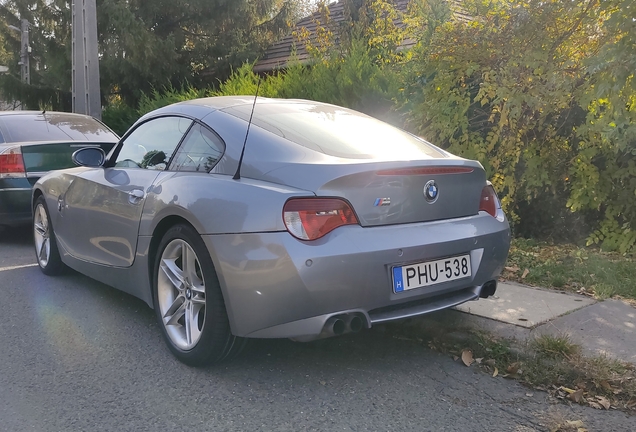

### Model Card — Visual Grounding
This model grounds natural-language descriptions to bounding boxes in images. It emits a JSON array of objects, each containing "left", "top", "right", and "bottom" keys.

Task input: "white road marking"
[{"left": 0, "top": 263, "right": 38, "bottom": 272}]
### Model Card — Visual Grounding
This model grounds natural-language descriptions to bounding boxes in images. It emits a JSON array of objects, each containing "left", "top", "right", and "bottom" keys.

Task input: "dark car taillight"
[
  {"left": 283, "top": 198, "right": 359, "bottom": 241},
  {"left": 0, "top": 146, "right": 26, "bottom": 178},
  {"left": 480, "top": 184, "right": 501, "bottom": 218}
]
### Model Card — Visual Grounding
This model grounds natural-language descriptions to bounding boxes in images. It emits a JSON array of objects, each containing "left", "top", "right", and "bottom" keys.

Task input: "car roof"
[
  {"left": 139, "top": 96, "right": 333, "bottom": 121},
  {"left": 0, "top": 110, "right": 96, "bottom": 119},
  {"left": 0, "top": 110, "right": 119, "bottom": 143}
]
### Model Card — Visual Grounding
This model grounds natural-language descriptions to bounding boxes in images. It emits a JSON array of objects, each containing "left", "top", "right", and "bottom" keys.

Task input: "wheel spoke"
[
  {"left": 182, "top": 242, "right": 199, "bottom": 286},
  {"left": 39, "top": 206, "right": 48, "bottom": 230},
  {"left": 184, "top": 302, "right": 202, "bottom": 346},
  {"left": 38, "top": 238, "right": 49, "bottom": 262},
  {"left": 161, "top": 258, "right": 185, "bottom": 291},
  {"left": 34, "top": 221, "right": 46, "bottom": 237},
  {"left": 34, "top": 227, "right": 44, "bottom": 251},
  {"left": 164, "top": 296, "right": 186, "bottom": 326}
]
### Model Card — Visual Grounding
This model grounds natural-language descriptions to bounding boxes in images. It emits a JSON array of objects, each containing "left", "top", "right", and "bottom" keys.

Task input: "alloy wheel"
[
  {"left": 157, "top": 239, "right": 207, "bottom": 350},
  {"left": 33, "top": 203, "right": 51, "bottom": 268}
]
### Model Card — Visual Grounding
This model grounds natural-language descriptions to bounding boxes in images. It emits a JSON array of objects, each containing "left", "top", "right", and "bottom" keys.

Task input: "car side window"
[
  {"left": 169, "top": 123, "right": 225, "bottom": 172},
  {"left": 115, "top": 117, "right": 193, "bottom": 169}
]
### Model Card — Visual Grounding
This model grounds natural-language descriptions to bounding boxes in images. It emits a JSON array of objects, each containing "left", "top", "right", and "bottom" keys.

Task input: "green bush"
[
  {"left": 102, "top": 100, "right": 138, "bottom": 136},
  {"left": 137, "top": 85, "right": 206, "bottom": 116},
  {"left": 401, "top": 0, "right": 636, "bottom": 252}
]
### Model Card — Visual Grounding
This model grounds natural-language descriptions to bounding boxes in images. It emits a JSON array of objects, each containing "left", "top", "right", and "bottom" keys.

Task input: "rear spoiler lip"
[{"left": 376, "top": 166, "right": 475, "bottom": 176}]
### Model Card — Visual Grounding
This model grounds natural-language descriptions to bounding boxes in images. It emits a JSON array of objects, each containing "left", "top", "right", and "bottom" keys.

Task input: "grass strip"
[
  {"left": 386, "top": 321, "right": 636, "bottom": 413},
  {"left": 504, "top": 239, "right": 636, "bottom": 301}
]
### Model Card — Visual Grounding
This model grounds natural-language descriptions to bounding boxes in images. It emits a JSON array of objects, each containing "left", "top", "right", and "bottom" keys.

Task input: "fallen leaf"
[
  {"left": 507, "top": 362, "right": 521, "bottom": 374},
  {"left": 453, "top": 356, "right": 459, "bottom": 362},
  {"left": 475, "top": 357, "right": 483, "bottom": 364},
  {"left": 492, "top": 367, "right": 498, "bottom": 377},
  {"left": 568, "top": 389, "right": 584, "bottom": 403},
  {"left": 521, "top": 268, "right": 530, "bottom": 279},
  {"left": 320, "top": 381, "right": 326, "bottom": 386},
  {"left": 461, "top": 350, "right": 474, "bottom": 367},
  {"left": 588, "top": 401, "right": 602, "bottom": 410},
  {"left": 505, "top": 266, "right": 520, "bottom": 273},
  {"left": 484, "top": 359, "right": 496, "bottom": 367},
  {"left": 599, "top": 380, "right": 612, "bottom": 391},
  {"left": 595, "top": 396, "right": 610, "bottom": 410},
  {"left": 561, "top": 387, "right": 576, "bottom": 394},
  {"left": 526, "top": 392, "right": 533, "bottom": 397}
]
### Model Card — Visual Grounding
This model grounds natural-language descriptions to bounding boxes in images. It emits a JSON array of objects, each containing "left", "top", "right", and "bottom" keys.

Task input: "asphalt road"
[{"left": 0, "top": 227, "right": 633, "bottom": 431}]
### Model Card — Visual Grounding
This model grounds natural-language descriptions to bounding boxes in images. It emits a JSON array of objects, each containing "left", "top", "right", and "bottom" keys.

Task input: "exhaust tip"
[
  {"left": 480, "top": 280, "right": 497, "bottom": 298},
  {"left": 332, "top": 318, "right": 345, "bottom": 335},
  {"left": 349, "top": 316, "right": 363, "bottom": 333}
]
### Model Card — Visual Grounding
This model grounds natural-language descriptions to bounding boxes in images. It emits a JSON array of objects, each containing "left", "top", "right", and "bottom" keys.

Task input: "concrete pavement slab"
[
  {"left": 412, "top": 282, "right": 636, "bottom": 364},
  {"left": 532, "top": 299, "right": 636, "bottom": 362},
  {"left": 454, "top": 282, "right": 596, "bottom": 328}
]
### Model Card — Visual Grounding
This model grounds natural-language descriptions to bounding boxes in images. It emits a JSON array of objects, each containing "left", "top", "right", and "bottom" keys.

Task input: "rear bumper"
[
  {"left": 0, "top": 180, "right": 33, "bottom": 226},
  {"left": 203, "top": 212, "right": 510, "bottom": 340}
]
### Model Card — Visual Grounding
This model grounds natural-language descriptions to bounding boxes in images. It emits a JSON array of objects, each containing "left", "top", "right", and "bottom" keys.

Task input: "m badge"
[{"left": 374, "top": 198, "right": 391, "bottom": 207}]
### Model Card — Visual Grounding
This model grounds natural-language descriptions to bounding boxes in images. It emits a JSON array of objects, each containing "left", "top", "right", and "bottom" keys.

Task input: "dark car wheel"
[
  {"left": 33, "top": 196, "right": 65, "bottom": 275},
  {"left": 153, "top": 224, "right": 245, "bottom": 366}
]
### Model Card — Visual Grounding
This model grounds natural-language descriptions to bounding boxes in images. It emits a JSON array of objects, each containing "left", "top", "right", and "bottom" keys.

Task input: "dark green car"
[{"left": 0, "top": 111, "right": 119, "bottom": 228}]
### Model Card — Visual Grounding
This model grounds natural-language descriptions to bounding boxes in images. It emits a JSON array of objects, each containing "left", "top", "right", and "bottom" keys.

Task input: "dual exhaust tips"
[
  {"left": 323, "top": 313, "right": 365, "bottom": 337},
  {"left": 320, "top": 281, "right": 497, "bottom": 339}
]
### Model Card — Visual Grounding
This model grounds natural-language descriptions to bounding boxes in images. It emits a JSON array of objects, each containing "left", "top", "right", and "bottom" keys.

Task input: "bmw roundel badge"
[{"left": 424, "top": 180, "right": 439, "bottom": 203}]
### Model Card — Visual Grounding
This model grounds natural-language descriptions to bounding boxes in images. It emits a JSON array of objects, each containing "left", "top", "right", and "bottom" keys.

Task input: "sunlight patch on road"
[{"left": 0, "top": 263, "right": 38, "bottom": 272}]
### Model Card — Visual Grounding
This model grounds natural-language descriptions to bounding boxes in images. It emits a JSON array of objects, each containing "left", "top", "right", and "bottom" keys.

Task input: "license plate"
[{"left": 392, "top": 254, "right": 471, "bottom": 293}]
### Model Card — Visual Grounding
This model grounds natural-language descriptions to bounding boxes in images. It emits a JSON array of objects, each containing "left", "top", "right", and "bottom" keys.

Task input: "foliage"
[
  {"left": 101, "top": 84, "right": 205, "bottom": 134},
  {"left": 0, "top": 1, "right": 72, "bottom": 91},
  {"left": 98, "top": 0, "right": 636, "bottom": 253},
  {"left": 0, "top": 0, "right": 305, "bottom": 106},
  {"left": 0, "top": 73, "right": 70, "bottom": 110},
  {"left": 101, "top": 99, "right": 138, "bottom": 136},
  {"left": 401, "top": 0, "right": 636, "bottom": 252},
  {"left": 531, "top": 334, "right": 580, "bottom": 359},
  {"left": 136, "top": 85, "right": 206, "bottom": 116}
]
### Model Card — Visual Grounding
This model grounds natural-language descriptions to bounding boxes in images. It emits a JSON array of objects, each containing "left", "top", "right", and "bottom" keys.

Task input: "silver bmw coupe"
[{"left": 32, "top": 97, "right": 510, "bottom": 365}]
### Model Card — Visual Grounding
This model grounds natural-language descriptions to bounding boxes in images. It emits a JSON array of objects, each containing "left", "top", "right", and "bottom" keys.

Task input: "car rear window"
[
  {"left": 224, "top": 102, "right": 446, "bottom": 160},
  {"left": 0, "top": 113, "right": 118, "bottom": 143}
]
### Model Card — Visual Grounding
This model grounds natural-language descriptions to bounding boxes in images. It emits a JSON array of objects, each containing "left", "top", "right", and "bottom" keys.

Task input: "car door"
[{"left": 57, "top": 116, "right": 193, "bottom": 267}]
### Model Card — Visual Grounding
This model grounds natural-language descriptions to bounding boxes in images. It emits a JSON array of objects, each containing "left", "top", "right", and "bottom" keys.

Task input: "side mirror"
[{"left": 72, "top": 147, "right": 105, "bottom": 167}]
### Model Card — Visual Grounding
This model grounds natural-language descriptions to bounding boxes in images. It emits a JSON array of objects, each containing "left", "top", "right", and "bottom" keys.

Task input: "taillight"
[
  {"left": 283, "top": 198, "right": 359, "bottom": 241},
  {"left": 480, "top": 184, "right": 501, "bottom": 218},
  {"left": 0, "top": 146, "right": 26, "bottom": 178}
]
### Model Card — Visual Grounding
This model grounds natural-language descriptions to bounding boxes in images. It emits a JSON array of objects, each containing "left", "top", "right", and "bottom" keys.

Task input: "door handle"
[{"left": 128, "top": 189, "right": 145, "bottom": 203}]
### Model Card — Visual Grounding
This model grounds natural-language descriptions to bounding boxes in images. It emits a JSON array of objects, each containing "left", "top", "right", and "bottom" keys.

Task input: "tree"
[
  {"left": 97, "top": 0, "right": 304, "bottom": 104},
  {"left": 0, "top": 0, "right": 305, "bottom": 107},
  {"left": 401, "top": 0, "right": 636, "bottom": 251},
  {"left": 0, "top": 0, "right": 73, "bottom": 109}
]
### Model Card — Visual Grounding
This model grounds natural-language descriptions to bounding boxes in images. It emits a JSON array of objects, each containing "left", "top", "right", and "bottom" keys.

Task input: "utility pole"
[
  {"left": 8, "top": 20, "right": 30, "bottom": 85},
  {"left": 19, "top": 19, "right": 30, "bottom": 84},
  {"left": 72, "top": 0, "right": 101, "bottom": 119}
]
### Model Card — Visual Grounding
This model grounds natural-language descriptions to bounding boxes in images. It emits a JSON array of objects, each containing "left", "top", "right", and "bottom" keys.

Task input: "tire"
[
  {"left": 152, "top": 224, "right": 245, "bottom": 366},
  {"left": 33, "top": 196, "right": 65, "bottom": 276}
]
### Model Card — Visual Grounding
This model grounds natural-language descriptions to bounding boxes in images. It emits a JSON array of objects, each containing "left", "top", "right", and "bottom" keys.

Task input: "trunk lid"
[{"left": 263, "top": 159, "right": 486, "bottom": 227}]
